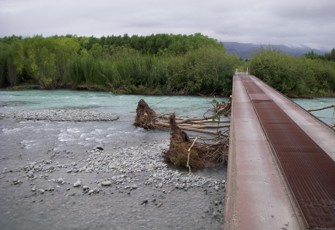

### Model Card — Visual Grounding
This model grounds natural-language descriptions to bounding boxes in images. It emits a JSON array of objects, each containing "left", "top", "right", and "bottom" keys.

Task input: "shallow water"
[
  {"left": 0, "top": 90, "right": 220, "bottom": 118},
  {"left": 293, "top": 98, "right": 335, "bottom": 125},
  {"left": 0, "top": 90, "right": 333, "bottom": 124}
]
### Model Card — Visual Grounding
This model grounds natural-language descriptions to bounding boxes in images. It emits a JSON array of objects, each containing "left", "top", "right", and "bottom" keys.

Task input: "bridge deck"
[{"left": 224, "top": 73, "right": 335, "bottom": 230}]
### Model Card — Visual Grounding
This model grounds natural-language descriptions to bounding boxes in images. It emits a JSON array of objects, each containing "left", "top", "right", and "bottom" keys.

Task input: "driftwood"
[
  {"left": 213, "top": 95, "right": 232, "bottom": 116},
  {"left": 163, "top": 114, "right": 228, "bottom": 170},
  {"left": 134, "top": 98, "right": 231, "bottom": 135},
  {"left": 134, "top": 99, "right": 230, "bottom": 171},
  {"left": 307, "top": 104, "right": 335, "bottom": 112},
  {"left": 307, "top": 104, "right": 335, "bottom": 129},
  {"left": 134, "top": 99, "right": 157, "bottom": 129}
]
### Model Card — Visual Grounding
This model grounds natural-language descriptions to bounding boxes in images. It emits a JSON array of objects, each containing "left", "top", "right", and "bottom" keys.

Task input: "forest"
[
  {"left": 0, "top": 33, "right": 334, "bottom": 97},
  {"left": 0, "top": 34, "right": 238, "bottom": 95}
]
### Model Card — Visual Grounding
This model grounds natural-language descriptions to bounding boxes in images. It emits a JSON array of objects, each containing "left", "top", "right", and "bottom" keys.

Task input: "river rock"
[
  {"left": 57, "top": 178, "right": 65, "bottom": 184},
  {"left": 73, "top": 179, "right": 82, "bottom": 187},
  {"left": 12, "top": 178, "right": 23, "bottom": 185},
  {"left": 101, "top": 180, "right": 112, "bottom": 186},
  {"left": 83, "top": 185, "right": 90, "bottom": 193}
]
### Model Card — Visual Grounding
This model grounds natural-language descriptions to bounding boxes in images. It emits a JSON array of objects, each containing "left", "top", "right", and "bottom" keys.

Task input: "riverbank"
[
  {"left": 0, "top": 108, "right": 226, "bottom": 230},
  {"left": 2, "top": 84, "right": 226, "bottom": 96}
]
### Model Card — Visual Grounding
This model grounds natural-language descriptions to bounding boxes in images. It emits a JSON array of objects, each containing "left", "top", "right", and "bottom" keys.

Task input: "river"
[{"left": 0, "top": 90, "right": 333, "bottom": 230}]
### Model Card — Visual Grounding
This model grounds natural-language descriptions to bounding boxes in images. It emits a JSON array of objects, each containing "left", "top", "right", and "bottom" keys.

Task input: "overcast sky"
[{"left": 0, "top": 0, "right": 334, "bottom": 50}]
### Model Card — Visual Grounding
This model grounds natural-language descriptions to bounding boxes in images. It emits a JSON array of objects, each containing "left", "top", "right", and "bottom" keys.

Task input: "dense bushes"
[
  {"left": 3, "top": 34, "right": 333, "bottom": 97},
  {"left": 0, "top": 34, "right": 239, "bottom": 95},
  {"left": 250, "top": 50, "right": 335, "bottom": 97}
]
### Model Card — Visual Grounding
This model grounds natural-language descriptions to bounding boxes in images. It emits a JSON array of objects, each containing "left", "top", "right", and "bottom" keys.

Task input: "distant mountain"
[{"left": 223, "top": 42, "right": 327, "bottom": 59}]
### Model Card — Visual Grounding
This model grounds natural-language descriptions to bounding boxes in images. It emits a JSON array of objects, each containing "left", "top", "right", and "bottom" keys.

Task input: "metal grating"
[{"left": 241, "top": 77, "right": 335, "bottom": 229}]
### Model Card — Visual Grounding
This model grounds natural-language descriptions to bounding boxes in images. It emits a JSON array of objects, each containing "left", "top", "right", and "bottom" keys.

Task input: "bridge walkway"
[{"left": 224, "top": 73, "right": 335, "bottom": 230}]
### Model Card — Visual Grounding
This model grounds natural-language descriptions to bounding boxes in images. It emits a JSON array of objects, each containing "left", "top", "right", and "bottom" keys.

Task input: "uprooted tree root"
[
  {"left": 134, "top": 99, "right": 230, "bottom": 171},
  {"left": 213, "top": 95, "right": 232, "bottom": 116},
  {"left": 163, "top": 113, "right": 228, "bottom": 171},
  {"left": 134, "top": 99, "right": 157, "bottom": 129}
]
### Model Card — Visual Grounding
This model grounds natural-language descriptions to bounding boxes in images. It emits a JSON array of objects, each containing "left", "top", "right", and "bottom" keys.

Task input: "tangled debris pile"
[
  {"left": 134, "top": 99, "right": 230, "bottom": 171},
  {"left": 163, "top": 113, "right": 228, "bottom": 171},
  {"left": 134, "top": 99, "right": 157, "bottom": 129},
  {"left": 213, "top": 96, "right": 232, "bottom": 116}
]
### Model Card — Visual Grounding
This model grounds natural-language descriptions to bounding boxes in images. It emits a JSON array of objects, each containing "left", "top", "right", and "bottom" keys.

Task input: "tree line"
[
  {"left": 0, "top": 34, "right": 239, "bottom": 95},
  {"left": 1, "top": 33, "right": 334, "bottom": 97},
  {"left": 305, "top": 49, "right": 335, "bottom": 62},
  {"left": 249, "top": 50, "right": 335, "bottom": 97}
]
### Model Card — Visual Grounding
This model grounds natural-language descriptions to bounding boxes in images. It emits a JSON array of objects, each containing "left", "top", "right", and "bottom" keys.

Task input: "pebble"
[
  {"left": 83, "top": 185, "right": 90, "bottom": 193},
  {"left": 101, "top": 180, "right": 112, "bottom": 186},
  {"left": 141, "top": 200, "right": 148, "bottom": 205},
  {"left": 27, "top": 171, "right": 34, "bottom": 178},
  {"left": 57, "top": 178, "right": 65, "bottom": 184},
  {"left": 73, "top": 180, "right": 82, "bottom": 187},
  {"left": 12, "top": 178, "right": 22, "bottom": 185}
]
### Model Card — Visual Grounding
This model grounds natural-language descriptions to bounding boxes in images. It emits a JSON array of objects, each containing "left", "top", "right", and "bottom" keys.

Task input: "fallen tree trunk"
[
  {"left": 134, "top": 99, "right": 230, "bottom": 133},
  {"left": 307, "top": 104, "right": 335, "bottom": 112},
  {"left": 155, "top": 122, "right": 224, "bottom": 135}
]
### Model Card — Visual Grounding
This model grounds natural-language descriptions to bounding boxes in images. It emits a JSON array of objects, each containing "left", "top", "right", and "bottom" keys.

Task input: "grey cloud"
[{"left": 0, "top": 0, "right": 334, "bottom": 50}]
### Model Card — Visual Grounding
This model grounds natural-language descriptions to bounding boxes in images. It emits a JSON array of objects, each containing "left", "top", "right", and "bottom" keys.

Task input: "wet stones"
[
  {"left": 12, "top": 178, "right": 23, "bottom": 185},
  {"left": 0, "top": 109, "right": 119, "bottom": 122},
  {"left": 2, "top": 139, "right": 226, "bottom": 229},
  {"left": 7, "top": 144, "right": 226, "bottom": 196}
]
